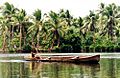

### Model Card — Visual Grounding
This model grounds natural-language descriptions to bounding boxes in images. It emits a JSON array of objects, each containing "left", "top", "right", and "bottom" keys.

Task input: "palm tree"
[
  {"left": 80, "top": 11, "right": 98, "bottom": 52},
  {"left": 28, "top": 9, "right": 43, "bottom": 51},
  {"left": 0, "top": 17, "right": 9, "bottom": 52},
  {"left": 45, "top": 11, "right": 67, "bottom": 50},
  {"left": 59, "top": 9, "right": 73, "bottom": 26},
  {"left": 81, "top": 11, "right": 97, "bottom": 34},
  {"left": 14, "top": 9, "right": 28, "bottom": 51},
  {"left": 98, "top": 3, "right": 120, "bottom": 40},
  {"left": 1, "top": 2, "right": 19, "bottom": 50}
]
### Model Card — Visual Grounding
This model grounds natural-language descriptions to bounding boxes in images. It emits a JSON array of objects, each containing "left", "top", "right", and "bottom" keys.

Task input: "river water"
[{"left": 0, "top": 53, "right": 119, "bottom": 78}]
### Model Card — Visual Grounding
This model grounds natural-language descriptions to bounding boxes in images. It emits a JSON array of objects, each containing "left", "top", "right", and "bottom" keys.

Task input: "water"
[{"left": 0, "top": 53, "right": 119, "bottom": 78}]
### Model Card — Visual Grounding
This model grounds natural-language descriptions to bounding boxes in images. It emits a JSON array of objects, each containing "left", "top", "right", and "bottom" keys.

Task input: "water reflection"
[
  {"left": 26, "top": 62, "right": 100, "bottom": 78},
  {"left": 0, "top": 61, "right": 99, "bottom": 78},
  {"left": 1, "top": 55, "right": 120, "bottom": 78},
  {"left": 100, "top": 58, "right": 120, "bottom": 78}
]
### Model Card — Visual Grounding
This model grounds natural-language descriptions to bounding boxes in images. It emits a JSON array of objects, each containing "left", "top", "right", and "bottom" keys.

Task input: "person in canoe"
[
  {"left": 31, "top": 48, "right": 37, "bottom": 58},
  {"left": 31, "top": 52, "right": 35, "bottom": 58},
  {"left": 31, "top": 47, "right": 42, "bottom": 59}
]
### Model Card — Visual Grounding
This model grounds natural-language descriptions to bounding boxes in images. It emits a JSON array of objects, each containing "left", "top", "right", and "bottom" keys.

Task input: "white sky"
[{"left": 0, "top": 0, "right": 120, "bottom": 17}]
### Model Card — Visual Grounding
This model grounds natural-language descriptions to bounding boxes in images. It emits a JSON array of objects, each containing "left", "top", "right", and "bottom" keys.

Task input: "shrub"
[
  {"left": 23, "top": 44, "right": 32, "bottom": 53},
  {"left": 60, "top": 45, "right": 73, "bottom": 53}
]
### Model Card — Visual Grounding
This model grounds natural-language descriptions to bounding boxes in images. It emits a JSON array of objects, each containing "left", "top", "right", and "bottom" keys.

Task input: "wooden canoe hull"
[{"left": 25, "top": 55, "right": 100, "bottom": 64}]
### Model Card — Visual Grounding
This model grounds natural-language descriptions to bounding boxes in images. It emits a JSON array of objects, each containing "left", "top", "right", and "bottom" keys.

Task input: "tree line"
[{"left": 0, "top": 2, "right": 120, "bottom": 53}]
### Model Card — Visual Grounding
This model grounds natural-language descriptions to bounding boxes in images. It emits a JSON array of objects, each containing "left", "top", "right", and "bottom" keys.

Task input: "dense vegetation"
[{"left": 0, "top": 2, "right": 120, "bottom": 53}]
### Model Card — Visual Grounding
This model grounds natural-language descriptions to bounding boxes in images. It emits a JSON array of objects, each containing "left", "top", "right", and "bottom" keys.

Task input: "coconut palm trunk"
[
  {"left": 36, "top": 34, "right": 40, "bottom": 52},
  {"left": 2, "top": 34, "right": 6, "bottom": 52},
  {"left": 19, "top": 24, "right": 22, "bottom": 51}
]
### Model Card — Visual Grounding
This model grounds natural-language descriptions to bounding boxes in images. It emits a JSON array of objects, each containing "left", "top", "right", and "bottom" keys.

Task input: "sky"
[{"left": 0, "top": 0, "right": 120, "bottom": 17}]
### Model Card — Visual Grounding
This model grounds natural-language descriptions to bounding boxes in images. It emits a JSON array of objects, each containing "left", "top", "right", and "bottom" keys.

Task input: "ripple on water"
[{"left": 0, "top": 60, "right": 28, "bottom": 62}]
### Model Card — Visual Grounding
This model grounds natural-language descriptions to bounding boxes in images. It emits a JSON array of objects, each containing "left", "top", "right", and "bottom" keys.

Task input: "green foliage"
[
  {"left": 33, "top": 9, "right": 41, "bottom": 21},
  {"left": 60, "top": 44, "right": 73, "bottom": 53},
  {"left": 61, "top": 26, "right": 81, "bottom": 52},
  {"left": 0, "top": 38, "right": 2, "bottom": 48},
  {"left": 1, "top": 2, "right": 120, "bottom": 53},
  {"left": 23, "top": 44, "right": 32, "bottom": 52}
]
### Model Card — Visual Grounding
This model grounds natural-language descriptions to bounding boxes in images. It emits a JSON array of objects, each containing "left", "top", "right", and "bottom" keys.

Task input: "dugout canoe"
[{"left": 25, "top": 54, "right": 100, "bottom": 63}]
